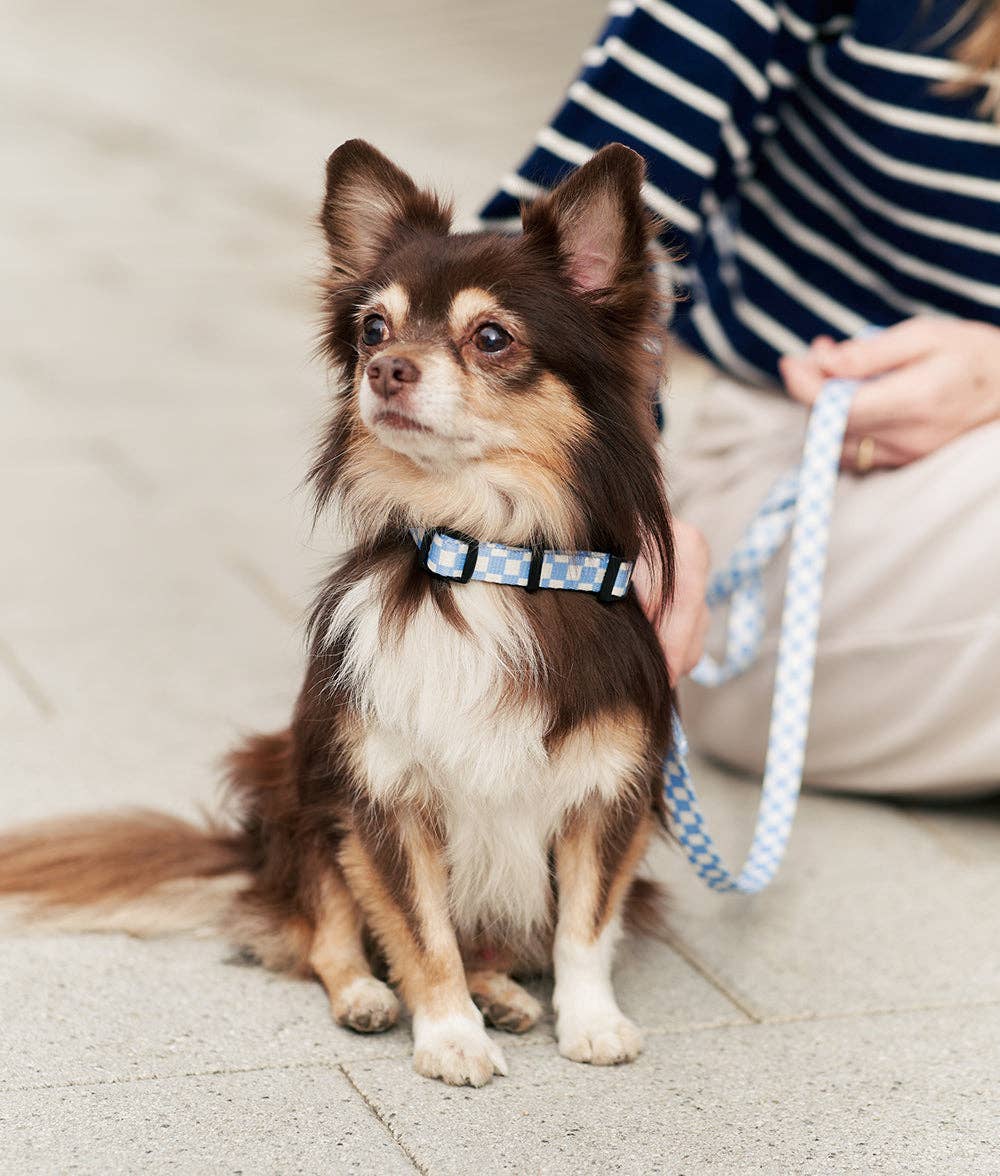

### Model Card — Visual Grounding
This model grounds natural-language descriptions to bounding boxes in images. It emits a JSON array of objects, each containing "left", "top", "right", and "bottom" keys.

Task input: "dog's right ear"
[{"left": 320, "top": 140, "right": 451, "bottom": 279}]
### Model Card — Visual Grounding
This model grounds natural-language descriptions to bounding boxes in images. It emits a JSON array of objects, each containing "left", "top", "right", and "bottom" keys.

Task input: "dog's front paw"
[
  {"left": 557, "top": 1009, "right": 643, "bottom": 1066},
  {"left": 331, "top": 975, "right": 400, "bottom": 1033},
  {"left": 412, "top": 1010, "right": 508, "bottom": 1087}
]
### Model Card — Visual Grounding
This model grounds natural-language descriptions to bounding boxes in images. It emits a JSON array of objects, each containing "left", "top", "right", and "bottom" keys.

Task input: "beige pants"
[{"left": 670, "top": 376, "right": 1000, "bottom": 799}]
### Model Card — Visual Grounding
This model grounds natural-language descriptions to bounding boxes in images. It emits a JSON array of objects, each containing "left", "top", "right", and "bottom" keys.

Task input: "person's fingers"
[
  {"left": 813, "top": 318, "right": 935, "bottom": 381},
  {"left": 810, "top": 334, "right": 836, "bottom": 360},
  {"left": 779, "top": 353, "right": 826, "bottom": 405},
  {"left": 843, "top": 356, "right": 941, "bottom": 432},
  {"left": 663, "top": 522, "right": 711, "bottom": 684},
  {"left": 663, "top": 602, "right": 711, "bottom": 685},
  {"left": 635, "top": 521, "right": 712, "bottom": 684}
]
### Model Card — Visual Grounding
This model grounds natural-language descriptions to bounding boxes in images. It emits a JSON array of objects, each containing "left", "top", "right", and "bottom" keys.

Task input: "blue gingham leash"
[
  {"left": 663, "top": 376, "right": 859, "bottom": 894},
  {"left": 410, "top": 528, "right": 633, "bottom": 602}
]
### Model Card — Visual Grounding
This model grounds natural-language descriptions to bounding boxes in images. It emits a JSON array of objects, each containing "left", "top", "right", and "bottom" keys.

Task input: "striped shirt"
[{"left": 480, "top": 0, "right": 1000, "bottom": 387}]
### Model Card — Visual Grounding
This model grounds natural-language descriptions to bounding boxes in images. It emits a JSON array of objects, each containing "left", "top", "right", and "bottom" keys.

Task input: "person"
[{"left": 482, "top": 0, "right": 1000, "bottom": 797}]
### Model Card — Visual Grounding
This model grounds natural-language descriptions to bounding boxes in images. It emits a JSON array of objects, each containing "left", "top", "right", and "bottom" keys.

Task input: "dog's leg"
[
  {"left": 467, "top": 969, "right": 544, "bottom": 1034},
  {"left": 552, "top": 798, "right": 651, "bottom": 1065},
  {"left": 308, "top": 867, "right": 400, "bottom": 1033},
  {"left": 339, "top": 809, "right": 507, "bottom": 1086}
]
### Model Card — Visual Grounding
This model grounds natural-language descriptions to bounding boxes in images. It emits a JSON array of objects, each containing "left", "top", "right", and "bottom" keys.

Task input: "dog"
[{"left": 0, "top": 140, "right": 676, "bottom": 1087}]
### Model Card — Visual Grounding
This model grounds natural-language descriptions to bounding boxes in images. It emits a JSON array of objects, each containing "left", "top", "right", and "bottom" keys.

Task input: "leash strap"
[
  {"left": 663, "top": 378, "right": 858, "bottom": 893},
  {"left": 410, "top": 528, "right": 633, "bottom": 601}
]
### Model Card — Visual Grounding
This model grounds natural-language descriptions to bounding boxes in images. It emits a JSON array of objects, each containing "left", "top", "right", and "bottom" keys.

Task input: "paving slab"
[
  {"left": 901, "top": 797, "right": 1000, "bottom": 866},
  {"left": 1, "top": 1065, "right": 416, "bottom": 1176},
  {"left": 344, "top": 1005, "right": 1000, "bottom": 1176},
  {"left": 0, "top": 925, "right": 746, "bottom": 1091},
  {"left": 2, "top": 935, "right": 411, "bottom": 1090},
  {"left": 650, "top": 759, "right": 1000, "bottom": 1021}
]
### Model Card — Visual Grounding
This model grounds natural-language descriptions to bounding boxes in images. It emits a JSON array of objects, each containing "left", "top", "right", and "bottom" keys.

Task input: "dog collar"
[{"left": 410, "top": 527, "right": 633, "bottom": 602}]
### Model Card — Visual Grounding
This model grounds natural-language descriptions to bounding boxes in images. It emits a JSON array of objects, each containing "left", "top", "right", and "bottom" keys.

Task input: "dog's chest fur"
[{"left": 328, "top": 573, "right": 642, "bottom": 939}]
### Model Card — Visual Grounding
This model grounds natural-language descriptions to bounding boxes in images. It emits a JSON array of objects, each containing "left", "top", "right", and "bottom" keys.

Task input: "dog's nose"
[{"left": 366, "top": 355, "right": 420, "bottom": 400}]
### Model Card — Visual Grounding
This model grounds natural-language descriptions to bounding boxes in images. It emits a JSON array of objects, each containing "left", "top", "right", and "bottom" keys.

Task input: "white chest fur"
[{"left": 327, "top": 574, "right": 640, "bottom": 939}]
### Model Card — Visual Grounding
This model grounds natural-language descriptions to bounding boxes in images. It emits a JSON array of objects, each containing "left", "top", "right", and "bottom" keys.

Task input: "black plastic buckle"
[
  {"left": 418, "top": 528, "right": 479, "bottom": 584},
  {"left": 525, "top": 546, "right": 545, "bottom": 594},
  {"left": 597, "top": 555, "right": 624, "bottom": 604}
]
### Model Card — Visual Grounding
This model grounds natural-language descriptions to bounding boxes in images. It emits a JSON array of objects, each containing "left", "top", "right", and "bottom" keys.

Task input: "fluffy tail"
[
  {"left": 624, "top": 875, "right": 670, "bottom": 940},
  {"left": 0, "top": 809, "right": 251, "bottom": 937}
]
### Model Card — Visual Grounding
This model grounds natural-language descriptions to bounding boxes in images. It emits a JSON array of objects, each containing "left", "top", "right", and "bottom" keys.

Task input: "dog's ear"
[
  {"left": 320, "top": 140, "right": 451, "bottom": 279},
  {"left": 521, "top": 144, "right": 651, "bottom": 294}
]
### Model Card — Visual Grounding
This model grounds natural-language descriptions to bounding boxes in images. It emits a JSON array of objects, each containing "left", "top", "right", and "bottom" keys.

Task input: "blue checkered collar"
[{"left": 410, "top": 527, "right": 633, "bottom": 602}]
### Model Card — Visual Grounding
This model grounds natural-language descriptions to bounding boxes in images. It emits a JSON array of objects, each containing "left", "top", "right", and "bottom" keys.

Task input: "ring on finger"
[{"left": 854, "top": 435, "right": 876, "bottom": 474}]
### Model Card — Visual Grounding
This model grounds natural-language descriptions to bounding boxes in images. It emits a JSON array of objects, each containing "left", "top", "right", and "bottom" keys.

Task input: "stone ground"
[{"left": 1, "top": 1, "right": 998, "bottom": 1172}]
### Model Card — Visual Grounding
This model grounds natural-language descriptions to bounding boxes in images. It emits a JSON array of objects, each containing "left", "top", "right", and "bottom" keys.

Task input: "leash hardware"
[{"left": 597, "top": 555, "right": 623, "bottom": 604}]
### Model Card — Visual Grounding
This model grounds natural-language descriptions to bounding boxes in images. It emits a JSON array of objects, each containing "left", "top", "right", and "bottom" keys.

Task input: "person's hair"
[{"left": 932, "top": 0, "right": 1000, "bottom": 120}]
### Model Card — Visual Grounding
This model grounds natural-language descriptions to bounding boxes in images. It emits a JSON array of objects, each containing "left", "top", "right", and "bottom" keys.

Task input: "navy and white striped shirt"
[{"left": 481, "top": 0, "right": 1000, "bottom": 386}]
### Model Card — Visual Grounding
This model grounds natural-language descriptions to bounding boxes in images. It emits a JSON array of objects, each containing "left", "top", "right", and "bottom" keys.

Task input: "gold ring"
[{"left": 855, "top": 436, "right": 876, "bottom": 474}]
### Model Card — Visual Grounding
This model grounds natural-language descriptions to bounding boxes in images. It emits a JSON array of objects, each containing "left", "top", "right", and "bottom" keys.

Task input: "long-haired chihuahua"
[{"left": 0, "top": 140, "right": 676, "bottom": 1087}]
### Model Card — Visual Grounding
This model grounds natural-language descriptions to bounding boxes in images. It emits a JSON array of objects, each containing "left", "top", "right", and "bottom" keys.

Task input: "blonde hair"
[{"left": 936, "top": 0, "right": 1000, "bottom": 120}]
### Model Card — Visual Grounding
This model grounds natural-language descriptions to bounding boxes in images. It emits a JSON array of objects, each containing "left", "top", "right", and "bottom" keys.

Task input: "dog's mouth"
[{"left": 373, "top": 409, "right": 433, "bottom": 435}]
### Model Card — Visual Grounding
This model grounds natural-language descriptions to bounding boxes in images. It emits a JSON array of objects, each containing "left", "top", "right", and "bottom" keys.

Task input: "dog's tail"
[
  {"left": 0, "top": 809, "right": 251, "bottom": 937},
  {"left": 624, "top": 876, "right": 670, "bottom": 940}
]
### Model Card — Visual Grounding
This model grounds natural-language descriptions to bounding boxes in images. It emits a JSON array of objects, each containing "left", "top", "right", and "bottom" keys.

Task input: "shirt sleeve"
[{"left": 480, "top": 0, "right": 850, "bottom": 260}]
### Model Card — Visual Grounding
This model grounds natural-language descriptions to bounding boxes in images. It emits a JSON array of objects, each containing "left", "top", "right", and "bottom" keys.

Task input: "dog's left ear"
[
  {"left": 321, "top": 139, "right": 452, "bottom": 279},
  {"left": 521, "top": 144, "right": 651, "bottom": 294}
]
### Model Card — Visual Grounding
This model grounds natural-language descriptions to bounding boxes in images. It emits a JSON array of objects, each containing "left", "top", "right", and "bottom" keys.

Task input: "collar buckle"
[
  {"left": 597, "top": 555, "right": 624, "bottom": 604},
  {"left": 418, "top": 528, "right": 480, "bottom": 584}
]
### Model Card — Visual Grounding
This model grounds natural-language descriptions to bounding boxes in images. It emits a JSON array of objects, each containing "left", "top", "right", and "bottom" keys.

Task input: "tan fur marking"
[
  {"left": 447, "top": 287, "right": 503, "bottom": 337},
  {"left": 339, "top": 368, "right": 593, "bottom": 549},
  {"left": 549, "top": 707, "right": 649, "bottom": 801},
  {"left": 598, "top": 812, "right": 653, "bottom": 935},
  {"left": 309, "top": 869, "right": 400, "bottom": 1032},
  {"left": 339, "top": 425, "right": 585, "bottom": 547},
  {"left": 555, "top": 813, "right": 603, "bottom": 945},
  {"left": 338, "top": 824, "right": 470, "bottom": 1021},
  {"left": 556, "top": 801, "right": 651, "bottom": 943},
  {"left": 308, "top": 870, "right": 373, "bottom": 996},
  {"left": 370, "top": 282, "right": 409, "bottom": 331}
]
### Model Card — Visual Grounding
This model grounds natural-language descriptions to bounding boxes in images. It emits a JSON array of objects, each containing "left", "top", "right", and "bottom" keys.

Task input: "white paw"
[
  {"left": 557, "top": 1008, "right": 644, "bottom": 1066},
  {"left": 413, "top": 1010, "right": 508, "bottom": 1087},
  {"left": 331, "top": 976, "right": 400, "bottom": 1034}
]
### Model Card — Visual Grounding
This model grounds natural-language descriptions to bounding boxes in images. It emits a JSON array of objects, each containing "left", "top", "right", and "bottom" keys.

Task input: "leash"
[{"left": 663, "top": 376, "right": 859, "bottom": 894}]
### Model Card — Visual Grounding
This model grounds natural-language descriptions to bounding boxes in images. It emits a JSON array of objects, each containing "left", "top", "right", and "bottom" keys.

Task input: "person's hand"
[
  {"left": 779, "top": 317, "right": 1000, "bottom": 472},
  {"left": 634, "top": 518, "right": 711, "bottom": 685}
]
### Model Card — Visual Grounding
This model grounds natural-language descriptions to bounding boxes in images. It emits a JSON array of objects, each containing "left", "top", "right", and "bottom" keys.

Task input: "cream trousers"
[{"left": 670, "top": 376, "right": 1000, "bottom": 799}]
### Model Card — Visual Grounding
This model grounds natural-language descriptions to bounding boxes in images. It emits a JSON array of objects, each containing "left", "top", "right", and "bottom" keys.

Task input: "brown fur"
[
  {"left": 0, "top": 141, "right": 678, "bottom": 1083},
  {"left": 0, "top": 810, "right": 245, "bottom": 914}
]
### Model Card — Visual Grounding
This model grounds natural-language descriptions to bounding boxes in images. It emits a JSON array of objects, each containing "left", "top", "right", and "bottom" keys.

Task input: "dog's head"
[{"left": 313, "top": 139, "right": 673, "bottom": 600}]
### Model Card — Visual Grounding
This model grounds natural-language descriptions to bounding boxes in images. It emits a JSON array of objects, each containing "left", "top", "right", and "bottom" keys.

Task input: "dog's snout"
[{"left": 366, "top": 355, "right": 420, "bottom": 400}]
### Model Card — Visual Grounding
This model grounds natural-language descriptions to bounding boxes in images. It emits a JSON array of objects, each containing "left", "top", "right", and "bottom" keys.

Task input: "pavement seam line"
[
  {"left": 339, "top": 1062, "right": 428, "bottom": 1175},
  {"left": 224, "top": 551, "right": 303, "bottom": 623},
  {"left": 7, "top": 999, "right": 999, "bottom": 1093},
  {"left": 84, "top": 438, "right": 156, "bottom": 498},
  {"left": 5, "top": 1057, "right": 407, "bottom": 1094},
  {"left": 662, "top": 933, "right": 762, "bottom": 1022},
  {"left": 0, "top": 636, "right": 55, "bottom": 718}
]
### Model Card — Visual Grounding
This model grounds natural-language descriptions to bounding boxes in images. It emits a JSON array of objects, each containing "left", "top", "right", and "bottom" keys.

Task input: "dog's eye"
[
  {"left": 361, "top": 314, "right": 389, "bottom": 347},
  {"left": 474, "top": 323, "right": 512, "bottom": 354}
]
